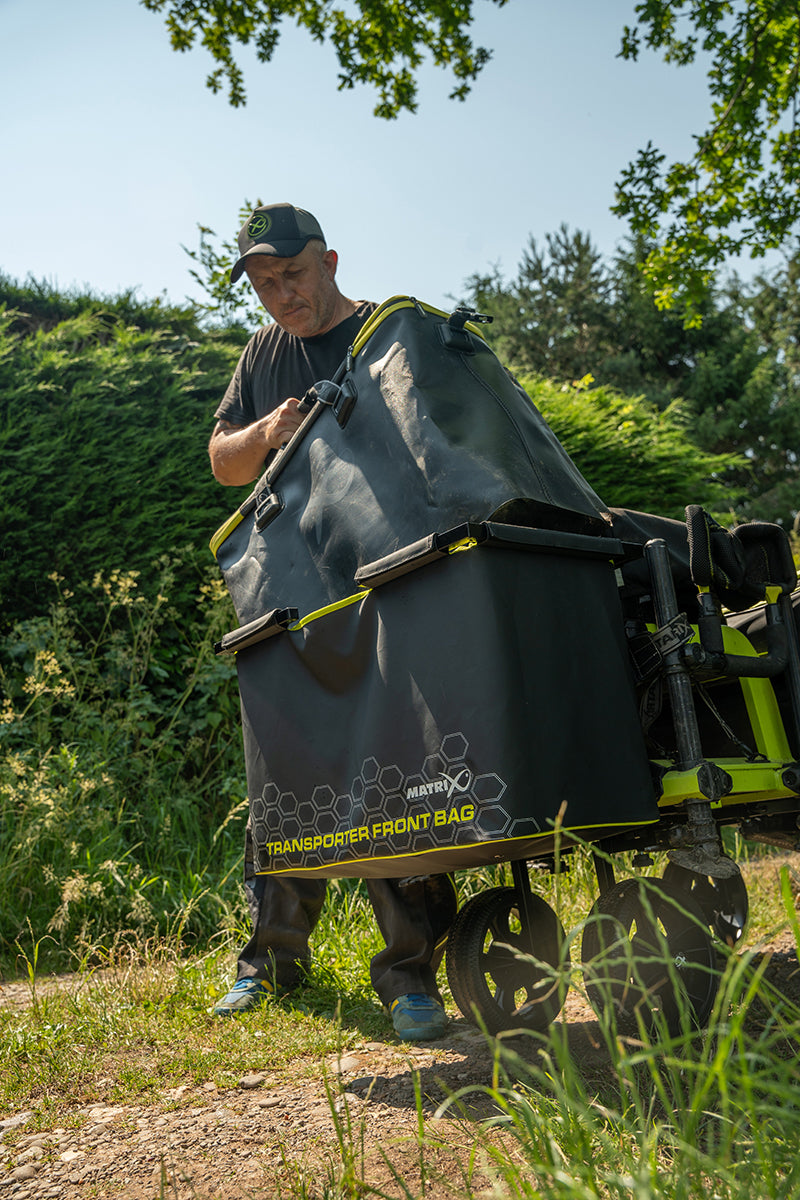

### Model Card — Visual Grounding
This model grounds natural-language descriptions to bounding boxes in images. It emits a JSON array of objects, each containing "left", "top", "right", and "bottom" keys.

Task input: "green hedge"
[
  {"left": 0, "top": 295, "right": 250, "bottom": 626},
  {"left": 526, "top": 375, "right": 743, "bottom": 520}
]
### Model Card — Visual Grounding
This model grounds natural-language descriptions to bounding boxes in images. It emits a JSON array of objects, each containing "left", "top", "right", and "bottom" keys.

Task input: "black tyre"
[
  {"left": 662, "top": 862, "right": 748, "bottom": 947},
  {"left": 446, "top": 886, "right": 566, "bottom": 1035},
  {"left": 581, "top": 877, "right": 719, "bottom": 1035}
]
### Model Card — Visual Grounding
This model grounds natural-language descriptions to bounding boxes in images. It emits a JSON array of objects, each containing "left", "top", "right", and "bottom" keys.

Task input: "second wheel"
[
  {"left": 581, "top": 877, "right": 719, "bottom": 1035},
  {"left": 662, "top": 861, "right": 748, "bottom": 947}
]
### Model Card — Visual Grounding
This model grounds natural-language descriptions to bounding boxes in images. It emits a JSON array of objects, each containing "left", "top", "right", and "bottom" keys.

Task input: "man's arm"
[{"left": 208, "top": 397, "right": 306, "bottom": 486}]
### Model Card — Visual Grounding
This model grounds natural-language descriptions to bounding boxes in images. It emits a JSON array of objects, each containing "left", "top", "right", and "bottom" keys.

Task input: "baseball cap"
[{"left": 230, "top": 203, "right": 326, "bottom": 282}]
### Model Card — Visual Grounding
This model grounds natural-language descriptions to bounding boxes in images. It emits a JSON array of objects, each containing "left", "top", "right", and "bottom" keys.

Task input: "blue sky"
[{"left": 2, "top": 1, "right": 738, "bottom": 314}]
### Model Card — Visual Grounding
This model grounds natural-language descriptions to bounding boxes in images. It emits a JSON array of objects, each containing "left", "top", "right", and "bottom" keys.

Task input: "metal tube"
[
  {"left": 778, "top": 592, "right": 800, "bottom": 760},
  {"left": 645, "top": 538, "right": 703, "bottom": 770}
]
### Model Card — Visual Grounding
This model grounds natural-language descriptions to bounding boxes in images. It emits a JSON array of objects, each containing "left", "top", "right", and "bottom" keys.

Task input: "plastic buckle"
[
  {"left": 311, "top": 377, "right": 357, "bottom": 427},
  {"left": 254, "top": 487, "right": 284, "bottom": 531},
  {"left": 448, "top": 306, "right": 493, "bottom": 329}
]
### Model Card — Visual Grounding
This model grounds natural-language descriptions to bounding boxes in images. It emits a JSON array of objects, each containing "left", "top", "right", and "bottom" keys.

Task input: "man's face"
[{"left": 244, "top": 243, "right": 340, "bottom": 338}]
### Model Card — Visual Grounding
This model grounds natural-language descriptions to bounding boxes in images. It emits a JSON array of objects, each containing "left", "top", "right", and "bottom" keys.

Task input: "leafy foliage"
[
  {"left": 465, "top": 227, "right": 800, "bottom": 523},
  {"left": 0, "top": 280, "right": 249, "bottom": 625},
  {"left": 141, "top": 1, "right": 800, "bottom": 322},
  {"left": 139, "top": 3, "right": 800, "bottom": 317},
  {"left": 525, "top": 374, "right": 740, "bottom": 519},
  {"left": 615, "top": 1, "right": 800, "bottom": 322},
  {"left": 0, "top": 271, "right": 204, "bottom": 338},
  {"left": 743, "top": 243, "right": 800, "bottom": 522},
  {"left": 183, "top": 200, "right": 266, "bottom": 331},
  {"left": 0, "top": 566, "right": 246, "bottom": 970},
  {"left": 140, "top": 0, "right": 509, "bottom": 117}
]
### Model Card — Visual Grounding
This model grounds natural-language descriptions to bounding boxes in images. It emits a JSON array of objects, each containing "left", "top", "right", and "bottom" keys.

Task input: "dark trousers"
[{"left": 237, "top": 820, "right": 457, "bottom": 1006}]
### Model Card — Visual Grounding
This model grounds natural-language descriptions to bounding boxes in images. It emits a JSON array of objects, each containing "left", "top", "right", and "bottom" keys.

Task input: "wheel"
[
  {"left": 662, "top": 862, "right": 748, "bottom": 947},
  {"left": 581, "top": 877, "right": 719, "bottom": 1035},
  {"left": 445, "top": 886, "right": 566, "bottom": 1035}
]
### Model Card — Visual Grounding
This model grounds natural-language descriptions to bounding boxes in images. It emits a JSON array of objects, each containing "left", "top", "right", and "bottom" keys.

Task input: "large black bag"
[
  {"left": 212, "top": 298, "right": 659, "bottom": 877},
  {"left": 212, "top": 297, "right": 613, "bottom": 623}
]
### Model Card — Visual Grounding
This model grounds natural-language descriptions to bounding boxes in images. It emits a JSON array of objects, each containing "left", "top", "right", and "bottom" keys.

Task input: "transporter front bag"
[{"left": 212, "top": 297, "right": 659, "bottom": 877}]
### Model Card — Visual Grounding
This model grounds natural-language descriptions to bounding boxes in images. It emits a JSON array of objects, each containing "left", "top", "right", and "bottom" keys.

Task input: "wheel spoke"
[
  {"left": 488, "top": 910, "right": 529, "bottom": 953},
  {"left": 487, "top": 910, "right": 513, "bottom": 939},
  {"left": 492, "top": 982, "right": 521, "bottom": 1011},
  {"left": 481, "top": 942, "right": 522, "bottom": 983}
]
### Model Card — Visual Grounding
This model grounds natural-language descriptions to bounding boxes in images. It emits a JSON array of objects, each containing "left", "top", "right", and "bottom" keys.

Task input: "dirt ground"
[
  {"left": 0, "top": 996, "right": 540, "bottom": 1200},
  {"left": 2, "top": 905, "right": 800, "bottom": 1199}
]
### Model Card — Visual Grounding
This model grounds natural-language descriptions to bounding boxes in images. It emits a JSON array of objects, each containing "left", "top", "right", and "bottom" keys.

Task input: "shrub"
[
  {"left": 0, "top": 291, "right": 249, "bottom": 627},
  {"left": 526, "top": 373, "right": 744, "bottom": 519},
  {"left": 0, "top": 563, "right": 247, "bottom": 970}
]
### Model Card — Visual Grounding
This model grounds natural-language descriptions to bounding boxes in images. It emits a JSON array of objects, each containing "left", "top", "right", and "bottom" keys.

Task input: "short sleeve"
[{"left": 214, "top": 346, "right": 255, "bottom": 426}]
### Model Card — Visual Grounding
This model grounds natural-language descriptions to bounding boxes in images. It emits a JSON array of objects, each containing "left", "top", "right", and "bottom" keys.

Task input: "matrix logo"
[
  {"left": 248, "top": 213, "right": 271, "bottom": 240},
  {"left": 406, "top": 769, "right": 472, "bottom": 800}
]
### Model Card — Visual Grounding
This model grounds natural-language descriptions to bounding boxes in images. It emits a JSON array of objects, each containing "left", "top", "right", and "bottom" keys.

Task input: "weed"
[{"left": 0, "top": 566, "right": 246, "bottom": 973}]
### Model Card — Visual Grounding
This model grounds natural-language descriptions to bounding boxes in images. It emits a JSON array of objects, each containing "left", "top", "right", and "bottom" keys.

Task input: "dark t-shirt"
[{"left": 214, "top": 300, "right": 377, "bottom": 427}]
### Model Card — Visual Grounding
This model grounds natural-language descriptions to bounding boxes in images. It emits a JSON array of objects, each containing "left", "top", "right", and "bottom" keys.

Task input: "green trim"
[
  {"left": 447, "top": 537, "right": 479, "bottom": 555},
  {"left": 350, "top": 295, "right": 487, "bottom": 359},
  {"left": 288, "top": 589, "right": 371, "bottom": 631},
  {"left": 254, "top": 819, "right": 660, "bottom": 876},
  {"left": 209, "top": 509, "right": 245, "bottom": 558}
]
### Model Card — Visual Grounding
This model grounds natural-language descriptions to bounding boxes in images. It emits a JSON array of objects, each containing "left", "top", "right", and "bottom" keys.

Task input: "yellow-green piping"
[
  {"left": 287, "top": 589, "right": 372, "bottom": 631},
  {"left": 255, "top": 818, "right": 660, "bottom": 876},
  {"left": 350, "top": 295, "right": 488, "bottom": 359}
]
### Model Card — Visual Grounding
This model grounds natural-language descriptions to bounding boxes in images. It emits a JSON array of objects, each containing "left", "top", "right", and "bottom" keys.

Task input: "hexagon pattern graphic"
[{"left": 250, "top": 731, "right": 543, "bottom": 872}]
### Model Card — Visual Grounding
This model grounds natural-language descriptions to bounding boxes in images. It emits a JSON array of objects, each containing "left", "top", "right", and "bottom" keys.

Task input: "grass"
[
  {"left": 2, "top": 846, "right": 800, "bottom": 1198},
  {"left": 0, "top": 879, "right": 391, "bottom": 1113}
]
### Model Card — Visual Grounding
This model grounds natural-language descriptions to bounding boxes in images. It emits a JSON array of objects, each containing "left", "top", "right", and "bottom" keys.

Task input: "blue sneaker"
[
  {"left": 390, "top": 993, "right": 448, "bottom": 1041},
  {"left": 211, "top": 978, "right": 275, "bottom": 1016}
]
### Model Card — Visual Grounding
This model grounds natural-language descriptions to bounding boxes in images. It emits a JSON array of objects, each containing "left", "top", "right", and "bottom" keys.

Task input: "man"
[{"left": 209, "top": 202, "right": 456, "bottom": 1040}]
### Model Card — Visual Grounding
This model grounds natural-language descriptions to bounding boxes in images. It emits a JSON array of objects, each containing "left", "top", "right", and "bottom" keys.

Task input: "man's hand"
[
  {"left": 263, "top": 396, "right": 305, "bottom": 448},
  {"left": 209, "top": 397, "right": 306, "bottom": 486}
]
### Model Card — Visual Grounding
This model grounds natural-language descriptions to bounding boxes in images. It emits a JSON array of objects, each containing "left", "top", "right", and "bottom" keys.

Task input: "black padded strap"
[
  {"left": 686, "top": 504, "right": 798, "bottom": 609},
  {"left": 685, "top": 504, "right": 745, "bottom": 599},
  {"left": 734, "top": 521, "right": 797, "bottom": 595}
]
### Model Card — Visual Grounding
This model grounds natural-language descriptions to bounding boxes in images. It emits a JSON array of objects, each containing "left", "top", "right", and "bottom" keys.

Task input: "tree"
[
  {"left": 601, "top": 245, "right": 800, "bottom": 524},
  {"left": 462, "top": 229, "right": 705, "bottom": 397},
  {"left": 461, "top": 230, "right": 800, "bottom": 522},
  {"left": 183, "top": 201, "right": 265, "bottom": 331},
  {"left": 144, "top": 3, "right": 800, "bottom": 318},
  {"left": 603, "top": 238, "right": 771, "bottom": 443},
  {"left": 614, "top": 1, "right": 800, "bottom": 324},
  {"left": 737, "top": 242, "right": 800, "bottom": 520},
  {"left": 464, "top": 226, "right": 615, "bottom": 380},
  {"left": 140, "top": 0, "right": 508, "bottom": 118}
]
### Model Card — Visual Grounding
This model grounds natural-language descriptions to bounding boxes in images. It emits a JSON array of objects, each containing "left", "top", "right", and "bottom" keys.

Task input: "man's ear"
[{"left": 323, "top": 248, "right": 338, "bottom": 279}]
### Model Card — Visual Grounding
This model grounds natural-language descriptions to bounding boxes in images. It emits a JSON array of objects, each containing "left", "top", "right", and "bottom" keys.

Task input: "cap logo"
[{"left": 247, "top": 213, "right": 271, "bottom": 240}]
